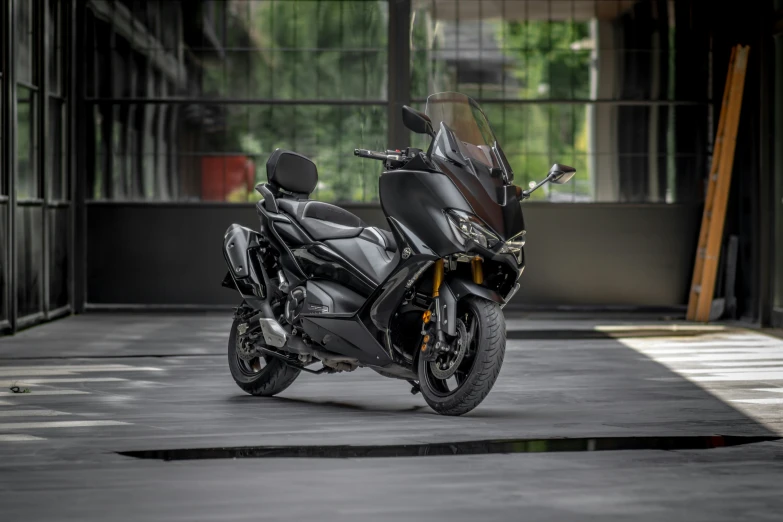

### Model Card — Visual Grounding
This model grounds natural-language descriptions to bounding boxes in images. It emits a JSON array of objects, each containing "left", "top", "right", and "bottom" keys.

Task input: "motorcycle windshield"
[
  {"left": 425, "top": 92, "right": 509, "bottom": 173},
  {"left": 424, "top": 92, "right": 523, "bottom": 241}
]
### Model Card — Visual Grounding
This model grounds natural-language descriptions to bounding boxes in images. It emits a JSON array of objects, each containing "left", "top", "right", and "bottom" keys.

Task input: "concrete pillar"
[{"left": 588, "top": 19, "right": 619, "bottom": 202}]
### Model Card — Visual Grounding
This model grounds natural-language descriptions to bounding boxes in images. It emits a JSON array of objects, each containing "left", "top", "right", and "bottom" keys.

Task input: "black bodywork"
[{"left": 222, "top": 115, "right": 525, "bottom": 380}]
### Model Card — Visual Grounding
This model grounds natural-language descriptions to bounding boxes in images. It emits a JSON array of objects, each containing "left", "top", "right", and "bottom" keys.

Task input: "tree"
[
  {"left": 409, "top": 10, "right": 592, "bottom": 201},
  {"left": 199, "top": 0, "right": 389, "bottom": 203}
]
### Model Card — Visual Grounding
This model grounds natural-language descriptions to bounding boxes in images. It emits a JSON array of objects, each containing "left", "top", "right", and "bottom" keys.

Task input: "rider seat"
[{"left": 261, "top": 149, "right": 397, "bottom": 253}]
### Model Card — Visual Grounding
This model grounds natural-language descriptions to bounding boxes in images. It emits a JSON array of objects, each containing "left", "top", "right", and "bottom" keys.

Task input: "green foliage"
[
  {"left": 16, "top": 88, "right": 36, "bottom": 199},
  {"left": 200, "top": 1, "right": 388, "bottom": 203},
  {"left": 200, "top": 3, "right": 594, "bottom": 202},
  {"left": 408, "top": 13, "right": 594, "bottom": 200},
  {"left": 496, "top": 20, "right": 592, "bottom": 199}
]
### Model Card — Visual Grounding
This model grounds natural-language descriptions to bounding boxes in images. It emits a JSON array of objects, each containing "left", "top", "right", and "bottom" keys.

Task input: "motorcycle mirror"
[
  {"left": 548, "top": 163, "right": 576, "bottom": 185},
  {"left": 402, "top": 106, "right": 435, "bottom": 137},
  {"left": 521, "top": 164, "right": 578, "bottom": 199}
]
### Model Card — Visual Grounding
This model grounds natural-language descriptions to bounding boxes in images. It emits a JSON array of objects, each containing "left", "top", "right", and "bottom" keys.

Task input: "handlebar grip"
[{"left": 354, "top": 149, "right": 388, "bottom": 161}]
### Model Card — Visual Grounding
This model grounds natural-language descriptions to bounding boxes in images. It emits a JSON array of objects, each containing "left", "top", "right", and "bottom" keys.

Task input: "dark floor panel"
[{"left": 0, "top": 312, "right": 781, "bottom": 521}]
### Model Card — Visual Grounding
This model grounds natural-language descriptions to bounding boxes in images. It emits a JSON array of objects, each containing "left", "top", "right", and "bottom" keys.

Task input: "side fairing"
[
  {"left": 379, "top": 170, "right": 474, "bottom": 257},
  {"left": 423, "top": 125, "right": 525, "bottom": 240},
  {"left": 433, "top": 158, "right": 525, "bottom": 240}
]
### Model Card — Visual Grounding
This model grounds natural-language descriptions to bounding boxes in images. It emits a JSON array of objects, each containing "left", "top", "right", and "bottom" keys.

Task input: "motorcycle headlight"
[
  {"left": 445, "top": 210, "right": 499, "bottom": 249},
  {"left": 499, "top": 231, "right": 525, "bottom": 263},
  {"left": 499, "top": 231, "right": 526, "bottom": 254}
]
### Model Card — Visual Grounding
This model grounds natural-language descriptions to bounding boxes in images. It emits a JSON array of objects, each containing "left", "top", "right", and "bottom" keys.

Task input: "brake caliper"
[{"left": 419, "top": 309, "right": 438, "bottom": 362}]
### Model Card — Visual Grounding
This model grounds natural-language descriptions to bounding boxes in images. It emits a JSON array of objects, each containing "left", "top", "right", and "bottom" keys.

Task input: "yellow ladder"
[{"left": 687, "top": 45, "right": 750, "bottom": 322}]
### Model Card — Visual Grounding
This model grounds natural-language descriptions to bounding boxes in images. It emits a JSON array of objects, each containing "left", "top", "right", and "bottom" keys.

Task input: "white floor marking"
[
  {"left": 654, "top": 354, "right": 783, "bottom": 362},
  {"left": 0, "top": 420, "right": 129, "bottom": 429},
  {"left": 731, "top": 398, "right": 783, "bottom": 405},
  {"left": 709, "top": 361, "right": 783, "bottom": 367},
  {"left": 0, "top": 367, "right": 162, "bottom": 377},
  {"left": 0, "top": 434, "right": 46, "bottom": 442},
  {"left": 0, "top": 410, "right": 70, "bottom": 417},
  {"left": 682, "top": 372, "right": 783, "bottom": 382},
  {"left": 631, "top": 342, "right": 781, "bottom": 350},
  {"left": 637, "top": 343, "right": 776, "bottom": 349},
  {"left": 596, "top": 325, "right": 726, "bottom": 332},
  {"left": 632, "top": 349, "right": 783, "bottom": 355},
  {"left": 678, "top": 367, "right": 783, "bottom": 374},
  {"left": 0, "top": 364, "right": 143, "bottom": 371},
  {"left": 0, "top": 400, "right": 11, "bottom": 405},
  {"left": 646, "top": 377, "right": 695, "bottom": 382},
  {"left": 0, "top": 389, "right": 90, "bottom": 396},
  {"left": 623, "top": 334, "right": 783, "bottom": 417},
  {"left": 0, "top": 370, "right": 82, "bottom": 377},
  {"left": 0, "top": 377, "right": 127, "bottom": 386}
]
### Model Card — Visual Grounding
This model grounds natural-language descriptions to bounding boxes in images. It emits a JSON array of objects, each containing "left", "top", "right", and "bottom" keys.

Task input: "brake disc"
[
  {"left": 235, "top": 324, "right": 258, "bottom": 361},
  {"left": 429, "top": 319, "right": 468, "bottom": 379}
]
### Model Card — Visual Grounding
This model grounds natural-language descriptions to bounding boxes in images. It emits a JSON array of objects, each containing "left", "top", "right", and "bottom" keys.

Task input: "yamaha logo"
[{"left": 405, "top": 262, "right": 432, "bottom": 288}]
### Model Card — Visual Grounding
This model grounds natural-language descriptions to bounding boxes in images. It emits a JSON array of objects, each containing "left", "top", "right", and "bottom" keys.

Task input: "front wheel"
[
  {"left": 228, "top": 317, "right": 301, "bottom": 396},
  {"left": 418, "top": 296, "right": 506, "bottom": 416}
]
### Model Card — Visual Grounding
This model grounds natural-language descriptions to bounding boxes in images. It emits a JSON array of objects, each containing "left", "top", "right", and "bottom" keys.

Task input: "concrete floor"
[{"left": 0, "top": 312, "right": 782, "bottom": 521}]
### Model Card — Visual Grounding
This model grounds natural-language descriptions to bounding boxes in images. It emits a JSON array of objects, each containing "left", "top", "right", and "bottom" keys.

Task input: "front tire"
[
  {"left": 228, "top": 318, "right": 301, "bottom": 396},
  {"left": 418, "top": 296, "right": 506, "bottom": 416}
]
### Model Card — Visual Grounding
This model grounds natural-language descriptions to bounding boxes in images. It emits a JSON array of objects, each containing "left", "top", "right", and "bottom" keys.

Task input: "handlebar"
[
  {"left": 354, "top": 148, "right": 414, "bottom": 171},
  {"left": 354, "top": 149, "right": 391, "bottom": 161}
]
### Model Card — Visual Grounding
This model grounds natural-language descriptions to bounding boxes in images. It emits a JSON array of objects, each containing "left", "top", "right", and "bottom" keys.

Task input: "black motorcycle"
[{"left": 222, "top": 92, "right": 575, "bottom": 415}]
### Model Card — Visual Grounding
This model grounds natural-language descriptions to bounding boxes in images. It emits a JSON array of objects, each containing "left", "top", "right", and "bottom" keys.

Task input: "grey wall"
[
  {"left": 517, "top": 204, "right": 700, "bottom": 307},
  {"left": 86, "top": 203, "right": 700, "bottom": 309}
]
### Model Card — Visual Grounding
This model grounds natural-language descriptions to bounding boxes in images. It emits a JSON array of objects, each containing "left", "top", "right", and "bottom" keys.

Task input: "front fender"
[
  {"left": 445, "top": 276, "right": 505, "bottom": 304},
  {"left": 438, "top": 277, "right": 504, "bottom": 337}
]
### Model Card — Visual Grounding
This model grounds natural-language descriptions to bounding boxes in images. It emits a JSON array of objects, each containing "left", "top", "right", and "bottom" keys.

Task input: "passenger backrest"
[{"left": 266, "top": 148, "right": 318, "bottom": 195}]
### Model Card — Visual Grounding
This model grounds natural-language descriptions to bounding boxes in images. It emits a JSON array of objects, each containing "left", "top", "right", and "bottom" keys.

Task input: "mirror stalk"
[{"left": 520, "top": 173, "right": 555, "bottom": 199}]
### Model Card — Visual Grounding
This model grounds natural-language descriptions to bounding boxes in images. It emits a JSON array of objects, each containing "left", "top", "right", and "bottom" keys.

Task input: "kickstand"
[{"left": 408, "top": 380, "right": 421, "bottom": 395}]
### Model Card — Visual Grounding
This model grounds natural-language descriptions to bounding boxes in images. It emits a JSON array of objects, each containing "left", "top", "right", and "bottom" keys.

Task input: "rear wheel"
[
  {"left": 417, "top": 296, "right": 506, "bottom": 416},
  {"left": 227, "top": 318, "right": 301, "bottom": 396}
]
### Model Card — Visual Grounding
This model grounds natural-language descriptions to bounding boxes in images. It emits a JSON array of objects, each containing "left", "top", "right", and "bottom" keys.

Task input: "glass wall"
[
  {"left": 84, "top": 0, "right": 389, "bottom": 203},
  {"left": 2, "top": 0, "right": 71, "bottom": 331},
  {"left": 15, "top": 0, "right": 44, "bottom": 320},
  {"left": 82, "top": 0, "right": 711, "bottom": 204},
  {"left": 0, "top": 0, "right": 772, "bottom": 326},
  {"left": 410, "top": 0, "right": 710, "bottom": 202},
  {"left": 774, "top": 21, "right": 783, "bottom": 323},
  {"left": 0, "top": 0, "right": 5, "bottom": 327},
  {"left": 46, "top": 0, "right": 70, "bottom": 311}
]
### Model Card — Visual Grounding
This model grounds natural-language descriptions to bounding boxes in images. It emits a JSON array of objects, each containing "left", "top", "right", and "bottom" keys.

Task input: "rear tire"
[
  {"left": 228, "top": 318, "right": 301, "bottom": 396},
  {"left": 418, "top": 296, "right": 506, "bottom": 416}
]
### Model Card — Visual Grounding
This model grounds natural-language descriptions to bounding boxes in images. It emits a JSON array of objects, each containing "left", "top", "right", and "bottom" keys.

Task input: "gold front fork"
[
  {"left": 424, "top": 259, "right": 445, "bottom": 355},
  {"left": 471, "top": 256, "right": 484, "bottom": 284},
  {"left": 433, "top": 257, "right": 483, "bottom": 297},
  {"left": 432, "top": 259, "right": 444, "bottom": 297}
]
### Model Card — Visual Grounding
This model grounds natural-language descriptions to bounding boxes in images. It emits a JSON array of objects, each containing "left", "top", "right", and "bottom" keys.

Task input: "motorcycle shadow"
[
  {"left": 228, "top": 394, "right": 523, "bottom": 418},
  {"left": 228, "top": 394, "right": 430, "bottom": 414}
]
